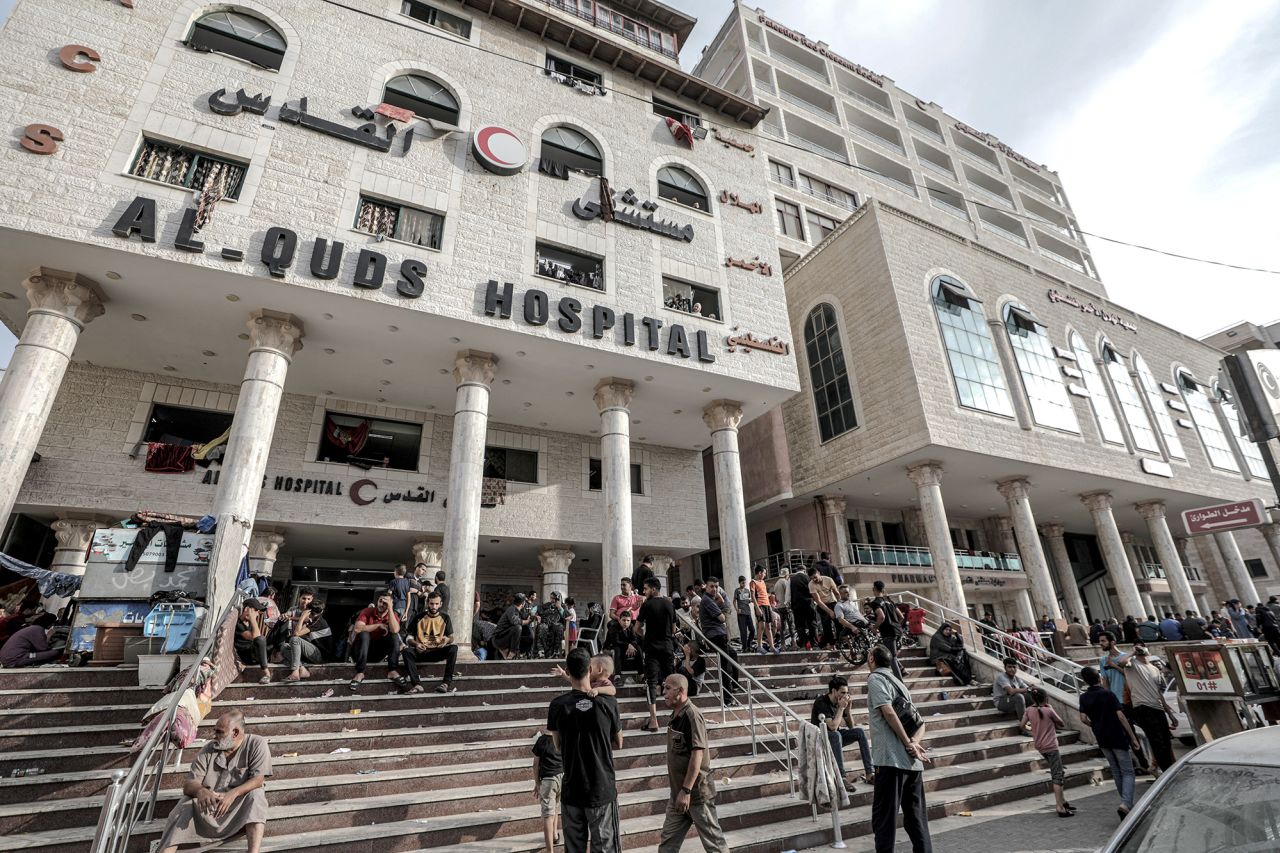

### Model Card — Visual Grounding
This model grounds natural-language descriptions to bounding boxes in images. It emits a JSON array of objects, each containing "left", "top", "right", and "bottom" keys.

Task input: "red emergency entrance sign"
[{"left": 1182, "top": 498, "right": 1268, "bottom": 535}]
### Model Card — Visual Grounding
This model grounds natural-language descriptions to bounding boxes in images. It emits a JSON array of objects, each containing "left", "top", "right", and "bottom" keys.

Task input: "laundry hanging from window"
[{"left": 324, "top": 415, "right": 371, "bottom": 455}]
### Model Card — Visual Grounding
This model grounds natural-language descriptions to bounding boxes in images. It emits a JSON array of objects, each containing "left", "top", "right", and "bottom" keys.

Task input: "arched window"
[
  {"left": 1216, "top": 383, "right": 1269, "bottom": 479},
  {"left": 930, "top": 276, "right": 1014, "bottom": 417},
  {"left": 382, "top": 74, "right": 460, "bottom": 125},
  {"left": 803, "top": 304, "right": 857, "bottom": 442},
  {"left": 1177, "top": 370, "right": 1239, "bottom": 472},
  {"left": 540, "top": 126, "right": 603, "bottom": 176},
  {"left": 1069, "top": 331, "right": 1125, "bottom": 445},
  {"left": 1133, "top": 353, "right": 1185, "bottom": 460},
  {"left": 1102, "top": 341, "right": 1160, "bottom": 453},
  {"left": 187, "top": 10, "right": 287, "bottom": 70},
  {"left": 657, "top": 166, "right": 708, "bottom": 210},
  {"left": 1003, "top": 304, "right": 1078, "bottom": 432}
]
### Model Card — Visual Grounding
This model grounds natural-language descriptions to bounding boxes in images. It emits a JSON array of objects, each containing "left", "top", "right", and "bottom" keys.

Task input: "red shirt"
[
  {"left": 610, "top": 593, "right": 641, "bottom": 620},
  {"left": 356, "top": 606, "right": 392, "bottom": 638},
  {"left": 907, "top": 608, "right": 926, "bottom": 634}
]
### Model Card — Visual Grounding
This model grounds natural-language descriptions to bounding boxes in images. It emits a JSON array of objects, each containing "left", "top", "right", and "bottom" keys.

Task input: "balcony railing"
[
  {"left": 919, "top": 158, "right": 956, "bottom": 181},
  {"left": 778, "top": 89, "right": 839, "bottom": 123},
  {"left": 1038, "top": 246, "right": 1086, "bottom": 275},
  {"left": 790, "top": 134, "right": 849, "bottom": 164},
  {"left": 760, "top": 122, "right": 785, "bottom": 140},
  {"left": 771, "top": 51, "right": 829, "bottom": 83},
  {"left": 958, "top": 145, "right": 1002, "bottom": 174},
  {"left": 544, "top": 0, "right": 678, "bottom": 59},
  {"left": 1024, "top": 209, "right": 1075, "bottom": 240},
  {"left": 1139, "top": 562, "right": 1167, "bottom": 580},
  {"left": 754, "top": 77, "right": 776, "bottom": 95},
  {"left": 967, "top": 182, "right": 1015, "bottom": 210},
  {"left": 753, "top": 549, "right": 819, "bottom": 576},
  {"left": 846, "top": 543, "right": 1024, "bottom": 572},
  {"left": 1013, "top": 175, "right": 1058, "bottom": 202},
  {"left": 930, "top": 194, "right": 969, "bottom": 221},
  {"left": 978, "top": 217, "right": 1028, "bottom": 246},
  {"left": 798, "top": 184, "right": 859, "bottom": 212},
  {"left": 866, "top": 168, "right": 917, "bottom": 197},
  {"left": 906, "top": 119, "right": 945, "bottom": 144},
  {"left": 747, "top": 37, "right": 766, "bottom": 53},
  {"left": 839, "top": 85, "right": 893, "bottom": 117},
  {"left": 847, "top": 121, "right": 905, "bottom": 154}
]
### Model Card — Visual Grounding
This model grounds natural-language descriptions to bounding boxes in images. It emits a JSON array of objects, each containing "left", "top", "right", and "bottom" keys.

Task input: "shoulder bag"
[{"left": 871, "top": 670, "right": 922, "bottom": 738}]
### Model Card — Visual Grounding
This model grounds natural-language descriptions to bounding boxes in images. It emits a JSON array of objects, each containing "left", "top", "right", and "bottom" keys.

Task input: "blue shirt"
[
  {"left": 1159, "top": 618, "right": 1183, "bottom": 641},
  {"left": 699, "top": 592, "right": 727, "bottom": 639},
  {"left": 1228, "top": 609, "right": 1251, "bottom": 638},
  {"left": 1099, "top": 651, "right": 1129, "bottom": 701}
]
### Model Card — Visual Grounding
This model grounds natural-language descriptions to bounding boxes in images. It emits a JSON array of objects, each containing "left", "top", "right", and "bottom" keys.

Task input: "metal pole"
[
  {"left": 817, "top": 713, "right": 847, "bottom": 848},
  {"left": 786, "top": 718, "right": 796, "bottom": 798},
  {"left": 90, "top": 770, "right": 126, "bottom": 853}
]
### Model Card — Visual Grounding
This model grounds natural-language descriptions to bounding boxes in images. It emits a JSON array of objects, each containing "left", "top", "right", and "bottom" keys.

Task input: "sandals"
[
  {"left": 638, "top": 723, "right": 659, "bottom": 734},
  {"left": 258, "top": 673, "right": 271, "bottom": 685},
  {"left": 400, "top": 684, "right": 425, "bottom": 695},
  {"left": 434, "top": 682, "right": 456, "bottom": 694},
  {"left": 348, "top": 678, "right": 363, "bottom": 692},
  {"left": 1056, "top": 808, "right": 1075, "bottom": 818}
]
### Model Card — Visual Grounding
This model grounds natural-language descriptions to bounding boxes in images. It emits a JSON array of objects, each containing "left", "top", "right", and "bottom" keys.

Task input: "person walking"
[
  {"left": 656, "top": 674, "right": 729, "bottom": 853},
  {"left": 1124, "top": 645, "right": 1178, "bottom": 773},
  {"left": 772, "top": 567, "right": 794, "bottom": 649},
  {"left": 1021, "top": 687, "right": 1074, "bottom": 818},
  {"left": 789, "top": 567, "right": 817, "bottom": 650},
  {"left": 867, "top": 644, "right": 932, "bottom": 853},
  {"left": 732, "top": 576, "right": 757, "bottom": 652},
  {"left": 531, "top": 730, "right": 563, "bottom": 853},
  {"left": 749, "top": 566, "right": 777, "bottom": 654},
  {"left": 1079, "top": 666, "right": 1142, "bottom": 818},
  {"left": 548, "top": 648, "right": 624, "bottom": 853},
  {"left": 636, "top": 577, "right": 676, "bottom": 733}
]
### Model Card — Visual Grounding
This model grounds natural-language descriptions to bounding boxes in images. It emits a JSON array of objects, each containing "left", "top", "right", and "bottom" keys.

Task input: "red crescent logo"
[
  {"left": 476, "top": 126, "right": 517, "bottom": 166},
  {"left": 350, "top": 478, "right": 377, "bottom": 506}
]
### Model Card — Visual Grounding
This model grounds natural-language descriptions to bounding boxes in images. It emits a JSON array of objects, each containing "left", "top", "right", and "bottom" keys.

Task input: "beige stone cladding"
[
  {"left": 18, "top": 362, "right": 708, "bottom": 553},
  {"left": 0, "top": 0, "right": 797, "bottom": 396}
]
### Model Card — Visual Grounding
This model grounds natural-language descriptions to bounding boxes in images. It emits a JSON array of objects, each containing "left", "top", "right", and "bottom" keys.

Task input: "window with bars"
[
  {"left": 656, "top": 166, "right": 708, "bottom": 211},
  {"left": 540, "top": 126, "right": 604, "bottom": 175},
  {"left": 661, "top": 277, "right": 721, "bottom": 320},
  {"left": 1216, "top": 385, "right": 1269, "bottom": 479},
  {"left": 1133, "top": 352, "right": 1185, "bottom": 459},
  {"left": 400, "top": 0, "right": 472, "bottom": 38},
  {"left": 805, "top": 210, "right": 840, "bottom": 243},
  {"left": 931, "top": 277, "right": 1014, "bottom": 417},
  {"left": 187, "top": 10, "right": 286, "bottom": 70},
  {"left": 382, "top": 73, "right": 460, "bottom": 125},
  {"left": 768, "top": 160, "right": 794, "bottom": 186},
  {"left": 1176, "top": 371, "right": 1239, "bottom": 472},
  {"left": 775, "top": 198, "right": 804, "bottom": 239},
  {"left": 354, "top": 197, "right": 444, "bottom": 250},
  {"left": 535, "top": 242, "right": 604, "bottom": 290},
  {"left": 1070, "top": 331, "right": 1126, "bottom": 446},
  {"left": 484, "top": 446, "right": 538, "bottom": 483},
  {"left": 588, "top": 458, "right": 643, "bottom": 494},
  {"left": 1004, "top": 305, "right": 1079, "bottom": 432},
  {"left": 1103, "top": 343, "right": 1161, "bottom": 454},
  {"left": 129, "top": 138, "right": 247, "bottom": 200},
  {"left": 652, "top": 97, "right": 702, "bottom": 128},
  {"left": 544, "top": 54, "right": 604, "bottom": 93},
  {"left": 804, "top": 303, "right": 858, "bottom": 442},
  {"left": 800, "top": 174, "right": 857, "bottom": 209}
]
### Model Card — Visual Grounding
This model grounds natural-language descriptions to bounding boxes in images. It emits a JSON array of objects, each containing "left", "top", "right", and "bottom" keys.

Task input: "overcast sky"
[{"left": 0, "top": 0, "right": 1275, "bottom": 367}]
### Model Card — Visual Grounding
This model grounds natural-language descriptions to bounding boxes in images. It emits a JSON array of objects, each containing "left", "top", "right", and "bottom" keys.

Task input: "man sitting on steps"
[
  {"left": 399, "top": 591, "right": 458, "bottom": 694},
  {"left": 157, "top": 710, "right": 271, "bottom": 853}
]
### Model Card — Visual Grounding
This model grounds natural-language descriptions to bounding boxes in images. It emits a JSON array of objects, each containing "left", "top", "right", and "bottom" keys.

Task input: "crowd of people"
[{"left": 1060, "top": 597, "right": 1280, "bottom": 654}]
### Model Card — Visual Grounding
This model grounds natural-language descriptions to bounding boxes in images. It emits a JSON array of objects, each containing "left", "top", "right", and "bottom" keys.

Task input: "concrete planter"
[{"left": 137, "top": 654, "right": 178, "bottom": 688}]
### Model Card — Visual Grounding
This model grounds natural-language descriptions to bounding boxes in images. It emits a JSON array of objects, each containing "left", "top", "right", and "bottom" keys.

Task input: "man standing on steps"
[
  {"left": 789, "top": 565, "right": 816, "bottom": 650},
  {"left": 870, "top": 580, "right": 904, "bottom": 678},
  {"left": 636, "top": 577, "right": 676, "bottom": 733},
  {"left": 631, "top": 554, "right": 657, "bottom": 597},
  {"left": 699, "top": 578, "right": 741, "bottom": 707},
  {"left": 867, "top": 644, "right": 932, "bottom": 853},
  {"left": 656, "top": 673, "right": 729, "bottom": 853},
  {"left": 549, "top": 647, "right": 624, "bottom": 853},
  {"left": 772, "top": 567, "right": 794, "bottom": 649}
]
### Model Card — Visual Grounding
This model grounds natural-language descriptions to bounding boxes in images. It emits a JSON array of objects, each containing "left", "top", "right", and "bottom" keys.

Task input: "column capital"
[
  {"left": 1134, "top": 499, "right": 1167, "bottom": 520},
  {"left": 247, "top": 309, "right": 304, "bottom": 358},
  {"left": 821, "top": 495, "right": 848, "bottom": 516},
  {"left": 994, "top": 515, "right": 1014, "bottom": 533},
  {"left": 538, "top": 544, "right": 576, "bottom": 573},
  {"left": 249, "top": 530, "right": 285, "bottom": 562},
  {"left": 1038, "top": 523, "right": 1066, "bottom": 539},
  {"left": 593, "top": 377, "right": 635, "bottom": 412},
  {"left": 412, "top": 537, "right": 444, "bottom": 567},
  {"left": 906, "top": 460, "right": 945, "bottom": 487},
  {"left": 648, "top": 553, "right": 675, "bottom": 572},
  {"left": 995, "top": 476, "right": 1033, "bottom": 501},
  {"left": 1080, "top": 490, "right": 1114, "bottom": 512},
  {"left": 453, "top": 349, "right": 498, "bottom": 386},
  {"left": 23, "top": 267, "right": 105, "bottom": 328},
  {"left": 51, "top": 516, "right": 107, "bottom": 550},
  {"left": 702, "top": 399, "right": 744, "bottom": 431},
  {"left": 1120, "top": 530, "right": 1137, "bottom": 546}
]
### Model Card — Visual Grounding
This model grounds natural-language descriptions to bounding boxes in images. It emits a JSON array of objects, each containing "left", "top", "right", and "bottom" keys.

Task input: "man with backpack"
[
  {"left": 868, "top": 644, "right": 932, "bottom": 852},
  {"left": 870, "top": 581, "right": 905, "bottom": 678}
]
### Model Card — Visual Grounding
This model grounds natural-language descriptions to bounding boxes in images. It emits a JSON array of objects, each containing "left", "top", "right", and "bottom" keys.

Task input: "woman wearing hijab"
[{"left": 928, "top": 621, "right": 973, "bottom": 686}]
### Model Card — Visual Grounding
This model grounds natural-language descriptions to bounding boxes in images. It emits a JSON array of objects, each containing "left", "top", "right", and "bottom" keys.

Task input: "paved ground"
[{"left": 800, "top": 779, "right": 1156, "bottom": 853}]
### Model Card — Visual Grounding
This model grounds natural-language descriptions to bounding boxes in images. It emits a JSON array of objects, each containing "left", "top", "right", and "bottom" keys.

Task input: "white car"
[{"left": 1099, "top": 727, "right": 1280, "bottom": 852}]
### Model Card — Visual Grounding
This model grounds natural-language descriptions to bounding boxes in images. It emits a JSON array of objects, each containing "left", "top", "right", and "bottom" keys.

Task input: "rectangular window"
[
  {"left": 401, "top": 0, "right": 472, "bottom": 38},
  {"left": 535, "top": 242, "right": 604, "bottom": 291},
  {"left": 143, "top": 404, "right": 234, "bottom": 446},
  {"left": 775, "top": 198, "right": 804, "bottom": 240},
  {"left": 799, "top": 174, "right": 857, "bottom": 210},
  {"left": 545, "top": 54, "right": 603, "bottom": 88},
  {"left": 805, "top": 210, "right": 839, "bottom": 243},
  {"left": 588, "top": 458, "right": 643, "bottom": 495},
  {"left": 769, "top": 160, "right": 794, "bottom": 187},
  {"left": 652, "top": 97, "right": 702, "bottom": 128},
  {"left": 318, "top": 413, "right": 422, "bottom": 471},
  {"left": 662, "top": 276, "right": 721, "bottom": 320},
  {"left": 355, "top": 196, "right": 444, "bottom": 250},
  {"left": 129, "top": 138, "right": 247, "bottom": 200},
  {"left": 484, "top": 446, "right": 538, "bottom": 483},
  {"left": 1247, "top": 558, "right": 1268, "bottom": 579}
]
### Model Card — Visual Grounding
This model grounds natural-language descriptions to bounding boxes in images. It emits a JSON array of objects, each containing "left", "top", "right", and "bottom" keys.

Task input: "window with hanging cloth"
[
  {"left": 130, "top": 139, "right": 247, "bottom": 231},
  {"left": 355, "top": 196, "right": 444, "bottom": 250},
  {"left": 319, "top": 413, "right": 422, "bottom": 470}
]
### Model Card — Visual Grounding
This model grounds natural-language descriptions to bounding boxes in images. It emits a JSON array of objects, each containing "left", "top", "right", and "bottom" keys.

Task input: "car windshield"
[{"left": 1116, "top": 763, "right": 1280, "bottom": 852}]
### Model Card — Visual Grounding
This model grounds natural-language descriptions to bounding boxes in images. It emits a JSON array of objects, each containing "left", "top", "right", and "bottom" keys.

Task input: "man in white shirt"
[{"left": 771, "top": 568, "right": 793, "bottom": 649}]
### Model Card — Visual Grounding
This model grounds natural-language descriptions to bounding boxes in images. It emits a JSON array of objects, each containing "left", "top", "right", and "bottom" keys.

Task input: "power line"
[{"left": 318, "top": 0, "right": 1280, "bottom": 276}]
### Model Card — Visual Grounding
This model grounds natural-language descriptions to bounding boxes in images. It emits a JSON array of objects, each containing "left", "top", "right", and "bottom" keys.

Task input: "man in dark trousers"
[
  {"left": 548, "top": 647, "right": 623, "bottom": 853},
  {"left": 868, "top": 645, "right": 932, "bottom": 852},
  {"left": 635, "top": 577, "right": 675, "bottom": 733},
  {"left": 789, "top": 565, "right": 816, "bottom": 650},
  {"left": 698, "top": 578, "right": 741, "bottom": 707},
  {"left": 870, "top": 580, "right": 904, "bottom": 678}
]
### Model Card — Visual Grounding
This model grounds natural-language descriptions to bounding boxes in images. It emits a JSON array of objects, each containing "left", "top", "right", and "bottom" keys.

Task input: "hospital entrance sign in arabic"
[{"left": 1181, "top": 499, "right": 1267, "bottom": 535}]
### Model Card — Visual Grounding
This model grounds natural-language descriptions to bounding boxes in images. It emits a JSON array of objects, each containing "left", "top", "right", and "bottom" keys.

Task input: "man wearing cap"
[
  {"left": 234, "top": 599, "right": 271, "bottom": 685},
  {"left": 1125, "top": 645, "right": 1178, "bottom": 773}
]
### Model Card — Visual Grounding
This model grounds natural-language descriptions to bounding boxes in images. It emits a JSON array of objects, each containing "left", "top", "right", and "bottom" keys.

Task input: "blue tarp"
[{"left": 0, "top": 551, "right": 81, "bottom": 598}]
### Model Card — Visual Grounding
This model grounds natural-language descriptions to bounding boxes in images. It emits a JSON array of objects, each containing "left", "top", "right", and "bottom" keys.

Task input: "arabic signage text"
[
  {"left": 572, "top": 182, "right": 695, "bottom": 242},
  {"left": 198, "top": 469, "right": 435, "bottom": 507},
  {"left": 718, "top": 190, "right": 762, "bottom": 214},
  {"left": 756, "top": 14, "right": 884, "bottom": 87},
  {"left": 1182, "top": 499, "right": 1267, "bottom": 536},
  {"left": 484, "top": 280, "right": 715, "bottom": 363},
  {"left": 726, "top": 326, "right": 789, "bottom": 355},
  {"left": 1047, "top": 289, "right": 1136, "bottom": 332}
]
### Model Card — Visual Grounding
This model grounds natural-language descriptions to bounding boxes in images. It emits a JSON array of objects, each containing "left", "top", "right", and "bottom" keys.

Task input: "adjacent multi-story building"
[
  {"left": 690, "top": 3, "right": 1280, "bottom": 624},
  {"left": 0, "top": 0, "right": 800, "bottom": 637}
]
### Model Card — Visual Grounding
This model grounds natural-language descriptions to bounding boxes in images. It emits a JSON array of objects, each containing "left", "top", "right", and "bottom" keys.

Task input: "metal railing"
[
  {"left": 891, "top": 590, "right": 1084, "bottom": 693},
  {"left": 967, "top": 182, "right": 1015, "bottom": 210},
  {"left": 906, "top": 118, "right": 945, "bottom": 144},
  {"left": 839, "top": 86, "right": 894, "bottom": 117},
  {"left": 930, "top": 194, "right": 970, "bottom": 221},
  {"left": 957, "top": 145, "right": 1003, "bottom": 173},
  {"left": 754, "top": 76, "right": 776, "bottom": 95},
  {"left": 919, "top": 157, "right": 957, "bottom": 181},
  {"left": 1013, "top": 174, "right": 1058, "bottom": 202},
  {"left": 1184, "top": 564, "right": 1203, "bottom": 582},
  {"left": 778, "top": 89, "right": 840, "bottom": 123},
  {"left": 1038, "top": 246, "right": 1087, "bottom": 275},
  {"left": 543, "top": 0, "right": 679, "bottom": 59},
  {"left": 1023, "top": 208, "right": 1076, "bottom": 240},
  {"left": 771, "top": 50, "right": 829, "bottom": 83},
  {"left": 1139, "top": 562, "right": 1167, "bottom": 580},
  {"left": 865, "top": 168, "right": 918, "bottom": 197},
  {"left": 846, "top": 121, "right": 905, "bottom": 155},
  {"left": 790, "top": 135, "right": 849, "bottom": 164},
  {"left": 845, "top": 542, "right": 1023, "bottom": 572},
  {"left": 92, "top": 592, "right": 244, "bottom": 853},
  {"left": 755, "top": 548, "right": 821, "bottom": 576},
  {"left": 978, "top": 217, "right": 1029, "bottom": 246}
]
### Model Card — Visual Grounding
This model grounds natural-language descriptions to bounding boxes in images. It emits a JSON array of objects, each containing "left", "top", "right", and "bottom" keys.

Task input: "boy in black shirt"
[
  {"left": 548, "top": 647, "right": 623, "bottom": 853},
  {"left": 635, "top": 577, "right": 675, "bottom": 733},
  {"left": 532, "top": 731, "right": 564, "bottom": 853}
]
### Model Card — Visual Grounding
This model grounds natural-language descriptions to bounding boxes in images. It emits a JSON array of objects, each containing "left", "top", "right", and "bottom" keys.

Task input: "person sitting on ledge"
[
  {"left": 157, "top": 710, "right": 270, "bottom": 853},
  {"left": 0, "top": 613, "right": 60, "bottom": 668}
]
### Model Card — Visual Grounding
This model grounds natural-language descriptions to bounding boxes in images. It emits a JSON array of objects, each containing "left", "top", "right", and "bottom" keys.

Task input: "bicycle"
[{"left": 834, "top": 625, "right": 872, "bottom": 668}]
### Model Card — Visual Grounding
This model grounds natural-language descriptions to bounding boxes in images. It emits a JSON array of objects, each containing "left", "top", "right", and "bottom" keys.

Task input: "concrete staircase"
[{"left": 0, "top": 644, "right": 1105, "bottom": 852}]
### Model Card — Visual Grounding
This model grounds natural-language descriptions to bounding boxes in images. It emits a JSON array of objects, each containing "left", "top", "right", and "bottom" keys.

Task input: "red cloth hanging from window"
[
  {"left": 145, "top": 443, "right": 194, "bottom": 473},
  {"left": 325, "top": 416, "right": 371, "bottom": 456},
  {"left": 665, "top": 116, "right": 694, "bottom": 147}
]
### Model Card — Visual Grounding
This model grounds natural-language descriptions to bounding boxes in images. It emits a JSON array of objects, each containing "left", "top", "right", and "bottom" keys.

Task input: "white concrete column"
[
  {"left": 991, "top": 516, "right": 1019, "bottom": 556},
  {"left": 987, "top": 318, "right": 1034, "bottom": 431},
  {"left": 442, "top": 350, "right": 498, "bottom": 662},
  {"left": 1120, "top": 531, "right": 1157, "bottom": 616},
  {"left": 594, "top": 378, "right": 635, "bottom": 607},
  {"left": 46, "top": 517, "right": 105, "bottom": 611},
  {"left": 906, "top": 461, "right": 967, "bottom": 614},
  {"left": 1040, "top": 523, "right": 1087, "bottom": 622},
  {"left": 649, "top": 554, "right": 675, "bottom": 593},
  {"left": 538, "top": 544, "right": 574, "bottom": 601},
  {"left": 703, "top": 400, "right": 751, "bottom": 586},
  {"left": 1014, "top": 589, "right": 1037, "bottom": 630},
  {"left": 1189, "top": 534, "right": 1233, "bottom": 606},
  {"left": 207, "top": 310, "right": 303, "bottom": 620},
  {"left": 1212, "top": 531, "right": 1260, "bottom": 604},
  {"left": 247, "top": 530, "right": 285, "bottom": 580},
  {"left": 0, "top": 270, "right": 104, "bottom": 525},
  {"left": 1134, "top": 500, "right": 1197, "bottom": 615},
  {"left": 1260, "top": 523, "right": 1280, "bottom": 576},
  {"left": 412, "top": 537, "right": 443, "bottom": 572},
  {"left": 996, "top": 477, "right": 1063, "bottom": 626},
  {"left": 821, "top": 495, "right": 852, "bottom": 568},
  {"left": 1079, "top": 491, "right": 1145, "bottom": 619}
]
